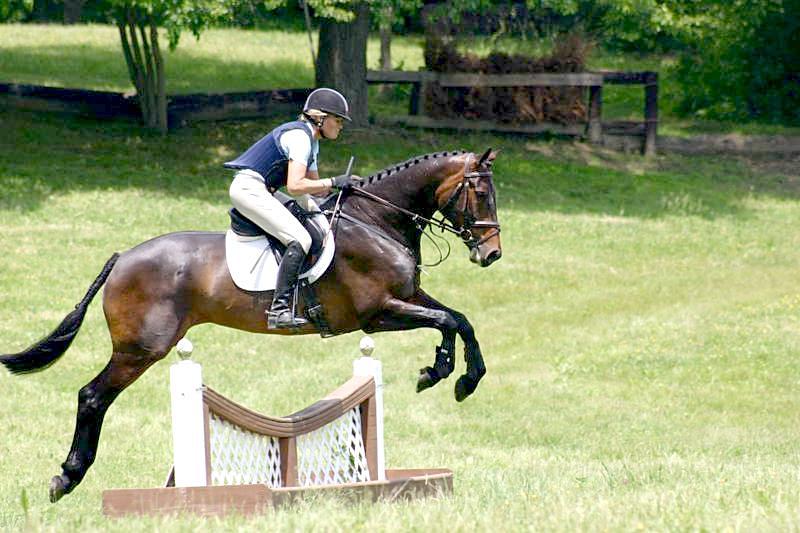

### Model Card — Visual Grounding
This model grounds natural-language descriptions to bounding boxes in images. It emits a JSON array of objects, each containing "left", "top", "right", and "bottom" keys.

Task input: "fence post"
[
  {"left": 644, "top": 72, "right": 658, "bottom": 156},
  {"left": 409, "top": 82, "right": 421, "bottom": 116},
  {"left": 588, "top": 84, "right": 603, "bottom": 144},
  {"left": 352, "top": 337, "right": 386, "bottom": 481},
  {"left": 169, "top": 339, "right": 209, "bottom": 487}
]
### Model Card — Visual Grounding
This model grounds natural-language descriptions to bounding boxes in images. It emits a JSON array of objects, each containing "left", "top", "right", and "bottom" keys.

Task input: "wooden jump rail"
[
  {"left": 101, "top": 338, "right": 453, "bottom": 517},
  {"left": 367, "top": 70, "right": 658, "bottom": 156}
]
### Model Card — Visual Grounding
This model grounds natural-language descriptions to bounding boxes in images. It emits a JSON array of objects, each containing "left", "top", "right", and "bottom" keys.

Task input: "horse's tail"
[{"left": 0, "top": 253, "right": 120, "bottom": 375}]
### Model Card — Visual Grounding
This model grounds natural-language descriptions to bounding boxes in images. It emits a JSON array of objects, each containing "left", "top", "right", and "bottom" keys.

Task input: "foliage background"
[{"left": 3, "top": 1, "right": 799, "bottom": 124}]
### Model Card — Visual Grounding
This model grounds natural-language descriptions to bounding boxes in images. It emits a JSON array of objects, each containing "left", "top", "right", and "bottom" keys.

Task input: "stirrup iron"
[{"left": 267, "top": 310, "right": 307, "bottom": 329}]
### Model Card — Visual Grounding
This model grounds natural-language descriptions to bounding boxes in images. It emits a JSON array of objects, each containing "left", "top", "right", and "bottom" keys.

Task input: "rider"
[{"left": 224, "top": 88, "right": 356, "bottom": 330}]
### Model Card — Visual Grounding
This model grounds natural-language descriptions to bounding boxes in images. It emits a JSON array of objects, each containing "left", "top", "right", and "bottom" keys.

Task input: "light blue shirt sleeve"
[{"left": 279, "top": 127, "right": 319, "bottom": 172}]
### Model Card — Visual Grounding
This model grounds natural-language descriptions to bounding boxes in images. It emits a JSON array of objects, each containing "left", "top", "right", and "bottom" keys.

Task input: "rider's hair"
[{"left": 299, "top": 109, "right": 327, "bottom": 123}]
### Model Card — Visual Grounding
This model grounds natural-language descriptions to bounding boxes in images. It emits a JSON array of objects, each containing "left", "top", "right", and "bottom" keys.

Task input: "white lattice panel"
[
  {"left": 208, "top": 414, "right": 282, "bottom": 487},
  {"left": 297, "top": 406, "right": 370, "bottom": 486}
]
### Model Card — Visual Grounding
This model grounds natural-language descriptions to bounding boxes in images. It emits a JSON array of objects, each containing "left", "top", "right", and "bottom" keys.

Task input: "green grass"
[
  {"left": 2, "top": 22, "right": 800, "bottom": 531},
  {"left": 0, "top": 23, "right": 425, "bottom": 94},
  {"left": 0, "top": 105, "right": 799, "bottom": 531}
]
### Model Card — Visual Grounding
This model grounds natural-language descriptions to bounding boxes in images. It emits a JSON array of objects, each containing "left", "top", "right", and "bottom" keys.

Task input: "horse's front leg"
[
  {"left": 364, "top": 292, "right": 485, "bottom": 401},
  {"left": 410, "top": 291, "right": 486, "bottom": 402}
]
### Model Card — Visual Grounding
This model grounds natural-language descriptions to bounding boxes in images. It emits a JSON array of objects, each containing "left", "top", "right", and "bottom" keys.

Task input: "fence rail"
[
  {"left": 367, "top": 70, "right": 658, "bottom": 156},
  {"left": 0, "top": 83, "right": 310, "bottom": 127},
  {"left": 3, "top": 71, "right": 658, "bottom": 154}
]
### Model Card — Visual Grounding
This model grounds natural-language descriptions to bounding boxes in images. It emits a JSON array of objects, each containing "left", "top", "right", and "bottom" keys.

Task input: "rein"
[
  {"left": 344, "top": 186, "right": 456, "bottom": 268},
  {"left": 349, "top": 186, "right": 467, "bottom": 240}
]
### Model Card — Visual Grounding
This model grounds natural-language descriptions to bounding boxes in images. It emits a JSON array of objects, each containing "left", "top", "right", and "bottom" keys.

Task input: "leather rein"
[{"left": 346, "top": 155, "right": 501, "bottom": 250}]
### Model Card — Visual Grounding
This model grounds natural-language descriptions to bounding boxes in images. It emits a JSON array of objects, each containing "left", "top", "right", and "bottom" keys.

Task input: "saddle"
[
  {"left": 228, "top": 195, "right": 326, "bottom": 259},
  {"left": 224, "top": 192, "right": 336, "bottom": 337}
]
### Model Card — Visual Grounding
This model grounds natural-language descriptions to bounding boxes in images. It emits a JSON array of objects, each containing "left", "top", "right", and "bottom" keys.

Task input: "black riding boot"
[{"left": 267, "top": 241, "right": 309, "bottom": 329}]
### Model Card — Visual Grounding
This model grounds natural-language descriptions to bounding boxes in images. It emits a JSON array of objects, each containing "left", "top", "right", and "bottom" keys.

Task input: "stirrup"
[{"left": 267, "top": 309, "right": 308, "bottom": 329}]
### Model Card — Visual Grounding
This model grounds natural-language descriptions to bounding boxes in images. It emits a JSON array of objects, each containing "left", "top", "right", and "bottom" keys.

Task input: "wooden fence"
[
  {"left": 3, "top": 72, "right": 659, "bottom": 155},
  {"left": 366, "top": 70, "right": 658, "bottom": 156},
  {"left": 0, "top": 83, "right": 310, "bottom": 128}
]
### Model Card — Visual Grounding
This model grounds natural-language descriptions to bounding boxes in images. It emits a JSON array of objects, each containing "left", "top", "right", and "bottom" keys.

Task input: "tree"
[
  {"left": 378, "top": 4, "right": 392, "bottom": 71},
  {"left": 63, "top": 0, "right": 86, "bottom": 23},
  {"left": 0, "top": 0, "right": 33, "bottom": 22},
  {"left": 314, "top": 2, "right": 371, "bottom": 125},
  {"left": 310, "top": 0, "right": 423, "bottom": 125},
  {"left": 31, "top": 0, "right": 59, "bottom": 21},
  {"left": 114, "top": 3, "right": 168, "bottom": 131},
  {"left": 666, "top": 0, "right": 800, "bottom": 122},
  {"left": 108, "top": 0, "right": 235, "bottom": 132}
]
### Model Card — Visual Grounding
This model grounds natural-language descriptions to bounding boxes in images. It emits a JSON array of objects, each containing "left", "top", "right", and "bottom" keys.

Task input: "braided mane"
[{"left": 356, "top": 150, "right": 468, "bottom": 187}]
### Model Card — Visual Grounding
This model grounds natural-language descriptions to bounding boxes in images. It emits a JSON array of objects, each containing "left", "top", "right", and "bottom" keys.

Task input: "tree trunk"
[
  {"left": 315, "top": 2, "right": 370, "bottom": 126},
  {"left": 379, "top": 7, "right": 392, "bottom": 71},
  {"left": 116, "top": 7, "right": 168, "bottom": 133},
  {"left": 378, "top": 7, "right": 393, "bottom": 96},
  {"left": 63, "top": 0, "right": 85, "bottom": 24}
]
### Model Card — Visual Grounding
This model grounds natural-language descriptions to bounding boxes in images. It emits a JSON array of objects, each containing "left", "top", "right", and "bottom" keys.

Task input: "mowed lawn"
[{"left": 1, "top": 24, "right": 800, "bottom": 532}]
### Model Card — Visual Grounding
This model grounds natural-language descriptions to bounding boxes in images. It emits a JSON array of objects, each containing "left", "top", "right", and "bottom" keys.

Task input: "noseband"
[{"left": 348, "top": 154, "right": 501, "bottom": 251}]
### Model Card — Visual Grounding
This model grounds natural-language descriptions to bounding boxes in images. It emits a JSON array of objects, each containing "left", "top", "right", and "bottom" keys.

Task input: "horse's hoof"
[
  {"left": 416, "top": 367, "right": 439, "bottom": 393},
  {"left": 454, "top": 375, "right": 476, "bottom": 402},
  {"left": 49, "top": 475, "right": 68, "bottom": 503}
]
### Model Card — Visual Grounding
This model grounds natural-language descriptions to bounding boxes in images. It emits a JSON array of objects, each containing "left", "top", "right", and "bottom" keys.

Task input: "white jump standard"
[{"left": 102, "top": 337, "right": 453, "bottom": 517}]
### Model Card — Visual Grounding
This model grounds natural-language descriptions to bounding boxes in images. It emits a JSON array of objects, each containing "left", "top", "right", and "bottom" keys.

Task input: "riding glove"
[{"left": 331, "top": 174, "right": 353, "bottom": 190}]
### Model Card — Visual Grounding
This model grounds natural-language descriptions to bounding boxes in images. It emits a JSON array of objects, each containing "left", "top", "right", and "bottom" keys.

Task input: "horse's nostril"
[{"left": 480, "top": 249, "right": 501, "bottom": 267}]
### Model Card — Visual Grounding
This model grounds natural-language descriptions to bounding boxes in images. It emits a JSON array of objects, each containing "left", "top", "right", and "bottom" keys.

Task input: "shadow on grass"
[{"left": 0, "top": 110, "right": 798, "bottom": 219}]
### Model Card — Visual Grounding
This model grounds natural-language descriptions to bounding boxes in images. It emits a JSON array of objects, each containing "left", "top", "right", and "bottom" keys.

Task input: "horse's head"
[{"left": 436, "top": 149, "right": 502, "bottom": 267}]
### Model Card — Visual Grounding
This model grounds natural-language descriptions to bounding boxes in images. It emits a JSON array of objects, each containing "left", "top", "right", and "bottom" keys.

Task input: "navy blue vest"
[{"left": 224, "top": 121, "right": 316, "bottom": 190}]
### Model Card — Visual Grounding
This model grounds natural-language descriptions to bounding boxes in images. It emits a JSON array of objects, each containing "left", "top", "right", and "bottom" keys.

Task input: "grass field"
[{"left": 1, "top": 23, "right": 800, "bottom": 532}]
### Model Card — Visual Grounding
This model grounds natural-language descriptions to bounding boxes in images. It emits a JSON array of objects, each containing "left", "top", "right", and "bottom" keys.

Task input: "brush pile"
[{"left": 423, "top": 33, "right": 593, "bottom": 124}]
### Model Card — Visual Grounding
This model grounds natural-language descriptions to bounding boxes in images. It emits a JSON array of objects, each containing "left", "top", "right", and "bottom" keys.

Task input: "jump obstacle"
[{"left": 102, "top": 337, "right": 453, "bottom": 517}]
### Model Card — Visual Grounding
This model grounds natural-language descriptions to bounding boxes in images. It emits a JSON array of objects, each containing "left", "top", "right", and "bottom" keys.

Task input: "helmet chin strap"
[
  {"left": 318, "top": 116, "right": 330, "bottom": 139},
  {"left": 303, "top": 112, "right": 328, "bottom": 139}
]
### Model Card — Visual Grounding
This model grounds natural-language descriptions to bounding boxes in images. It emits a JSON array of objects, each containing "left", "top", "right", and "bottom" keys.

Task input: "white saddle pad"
[{"left": 225, "top": 213, "right": 335, "bottom": 292}]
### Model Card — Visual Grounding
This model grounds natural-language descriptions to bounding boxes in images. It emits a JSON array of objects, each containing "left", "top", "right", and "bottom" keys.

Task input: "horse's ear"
[
  {"left": 478, "top": 148, "right": 498, "bottom": 167},
  {"left": 477, "top": 148, "right": 493, "bottom": 167},
  {"left": 477, "top": 148, "right": 492, "bottom": 166}
]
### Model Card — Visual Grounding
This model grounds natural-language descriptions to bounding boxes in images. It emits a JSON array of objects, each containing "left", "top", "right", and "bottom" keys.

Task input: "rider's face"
[{"left": 321, "top": 116, "right": 344, "bottom": 139}]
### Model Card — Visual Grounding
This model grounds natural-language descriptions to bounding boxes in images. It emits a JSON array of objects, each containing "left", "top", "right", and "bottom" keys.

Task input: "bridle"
[
  {"left": 437, "top": 154, "right": 501, "bottom": 248},
  {"left": 346, "top": 153, "right": 501, "bottom": 251}
]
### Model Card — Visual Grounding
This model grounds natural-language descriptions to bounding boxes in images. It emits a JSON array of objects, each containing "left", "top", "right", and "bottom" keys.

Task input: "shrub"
[{"left": 673, "top": 0, "right": 800, "bottom": 123}]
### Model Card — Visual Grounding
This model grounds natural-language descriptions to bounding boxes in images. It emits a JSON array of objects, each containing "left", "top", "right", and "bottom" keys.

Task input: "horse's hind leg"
[{"left": 49, "top": 349, "right": 165, "bottom": 503}]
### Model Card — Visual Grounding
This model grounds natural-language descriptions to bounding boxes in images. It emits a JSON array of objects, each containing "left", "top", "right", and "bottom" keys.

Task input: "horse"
[{"left": 0, "top": 148, "right": 501, "bottom": 503}]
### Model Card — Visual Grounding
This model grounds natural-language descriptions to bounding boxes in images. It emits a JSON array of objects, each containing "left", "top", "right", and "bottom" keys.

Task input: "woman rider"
[{"left": 224, "top": 88, "right": 356, "bottom": 330}]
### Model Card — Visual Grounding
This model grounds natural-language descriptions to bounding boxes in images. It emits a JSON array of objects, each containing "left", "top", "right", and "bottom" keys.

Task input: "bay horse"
[{"left": 0, "top": 148, "right": 501, "bottom": 503}]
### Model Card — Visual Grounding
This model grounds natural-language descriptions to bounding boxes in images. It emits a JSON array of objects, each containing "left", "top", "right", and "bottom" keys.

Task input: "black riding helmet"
[{"left": 303, "top": 88, "right": 352, "bottom": 122}]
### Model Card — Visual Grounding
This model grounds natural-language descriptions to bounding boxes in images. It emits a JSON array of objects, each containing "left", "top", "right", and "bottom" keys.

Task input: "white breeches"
[{"left": 229, "top": 170, "right": 312, "bottom": 253}]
